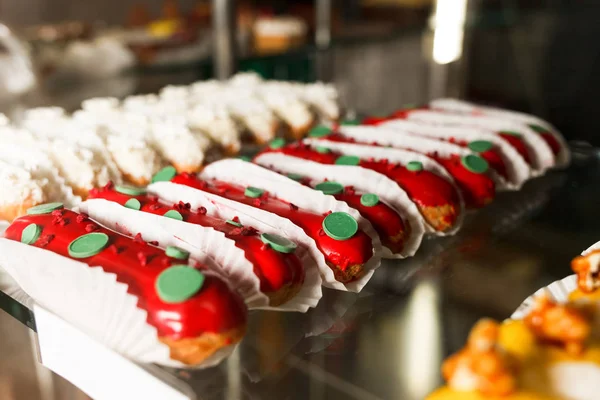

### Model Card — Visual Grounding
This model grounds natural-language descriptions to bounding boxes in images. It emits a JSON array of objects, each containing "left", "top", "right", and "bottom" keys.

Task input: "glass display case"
[{"left": 1, "top": 1, "right": 598, "bottom": 399}]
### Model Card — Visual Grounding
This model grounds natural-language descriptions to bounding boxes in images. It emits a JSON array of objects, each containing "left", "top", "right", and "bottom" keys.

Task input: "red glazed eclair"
[
  {"left": 3, "top": 204, "right": 247, "bottom": 366},
  {"left": 161, "top": 172, "right": 374, "bottom": 284},
  {"left": 310, "top": 129, "right": 496, "bottom": 208},
  {"left": 258, "top": 142, "right": 461, "bottom": 233},
  {"left": 88, "top": 183, "right": 305, "bottom": 307}
]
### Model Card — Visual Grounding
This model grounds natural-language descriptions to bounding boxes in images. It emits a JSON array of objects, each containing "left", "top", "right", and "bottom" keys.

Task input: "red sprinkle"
[
  {"left": 108, "top": 245, "right": 123, "bottom": 255},
  {"left": 137, "top": 252, "right": 149, "bottom": 266},
  {"left": 149, "top": 241, "right": 159, "bottom": 246},
  {"left": 253, "top": 198, "right": 262, "bottom": 207},
  {"left": 76, "top": 213, "right": 89, "bottom": 224},
  {"left": 38, "top": 234, "right": 55, "bottom": 247},
  {"left": 198, "top": 206, "right": 207, "bottom": 215},
  {"left": 260, "top": 243, "right": 270, "bottom": 251},
  {"left": 51, "top": 209, "right": 64, "bottom": 217},
  {"left": 229, "top": 227, "right": 243, "bottom": 235},
  {"left": 232, "top": 216, "right": 240, "bottom": 223},
  {"left": 318, "top": 229, "right": 325, "bottom": 236},
  {"left": 134, "top": 233, "right": 144, "bottom": 243},
  {"left": 85, "top": 224, "right": 98, "bottom": 232}
]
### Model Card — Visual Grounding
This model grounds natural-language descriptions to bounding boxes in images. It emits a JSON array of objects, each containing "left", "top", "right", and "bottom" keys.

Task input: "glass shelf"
[{"left": 2, "top": 146, "right": 598, "bottom": 400}]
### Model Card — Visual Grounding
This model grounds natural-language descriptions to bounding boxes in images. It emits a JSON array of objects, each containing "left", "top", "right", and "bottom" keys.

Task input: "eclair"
[
  {"left": 148, "top": 163, "right": 379, "bottom": 290},
  {"left": 87, "top": 183, "right": 307, "bottom": 308},
  {"left": 2, "top": 204, "right": 247, "bottom": 366},
  {"left": 311, "top": 125, "right": 498, "bottom": 208},
  {"left": 258, "top": 140, "right": 463, "bottom": 234},
  {"left": 253, "top": 152, "right": 425, "bottom": 258}
]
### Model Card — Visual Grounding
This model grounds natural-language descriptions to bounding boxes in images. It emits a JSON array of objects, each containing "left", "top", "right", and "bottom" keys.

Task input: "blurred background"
[{"left": 1, "top": 1, "right": 600, "bottom": 399}]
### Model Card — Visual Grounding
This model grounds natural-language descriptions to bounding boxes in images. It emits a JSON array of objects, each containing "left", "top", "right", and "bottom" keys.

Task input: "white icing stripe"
[
  {"left": 405, "top": 109, "right": 555, "bottom": 175},
  {"left": 378, "top": 118, "right": 531, "bottom": 189},
  {"left": 337, "top": 125, "right": 507, "bottom": 191},
  {"left": 200, "top": 159, "right": 382, "bottom": 291},
  {"left": 430, "top": 98, "right": 570, "bottom": 168},
  {"left": 254, "top": 152, "right": 425, "bottom": 257},
  {"left": 79, "top": 199, "right": 321, "bottom": 312}
]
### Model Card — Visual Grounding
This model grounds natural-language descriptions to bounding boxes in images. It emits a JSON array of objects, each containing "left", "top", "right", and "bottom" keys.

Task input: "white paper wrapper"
[
  {"left": 404, "top": 110, "right": 555, "bottom": 176},
  {"left": 377, "top": 119, "right": 531, "bottom": 189},
  {"left": 337, "top": 125, "right": 508, "bottom": 191},
  {"left": 200, "top": 159, "right": 383, "bottom": 291},
  {"left": 302, "top": 138, "right": 466, "bottom": 235},
  {"left": 583, "top": 241, "right": 600, "bottom": 255},
  {"left": 0, "top": 238, "right": 238, "bottom": 368},
  {"left": 149, "top": 180, "right": 371, "bottom": 292},
  {"left": 430, "top": 98, "right": 570, "bottom": 168},
  {"left": 78, "top": 199, "right": 321, "bottom": 312},
  {"left": 511, "top": 275, "right": 577, "bottom": 320},
  {"left": 254, "top": 152, "right": 425, "bottom": 258}
]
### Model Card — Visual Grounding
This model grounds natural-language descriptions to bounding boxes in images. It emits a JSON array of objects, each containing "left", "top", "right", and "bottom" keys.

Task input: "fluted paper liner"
[
  {"left": 369, "top": 120, "right": 532, "bottom": 190},
  {"left": 254, "top": 152, "right": 425, "bottom": 258},
  {"left": 200, "top": 159, "right": 383, "bottom": 291},
  {"left": 302, "top": 138, "right": 465, "bottom": 235},
  {"left": 335, "top": 125, "right": 507, "bottom": 190},
  {"left": 430, "top": 98, "right": 570, "bottom": 168},
  {"left": 0, "top": 238, "right": 239, "bottom": 368},
  {"left": 78, "top": 199, "right": 321, "bottom": 312},
  {"left": 405, "top": 110, "right": 554, "bottom": 176},
  {"left": 149, "top": 179, "right": 368, "bottom": 292},
  {"left": 512, "top": 244, "right": 598, "bottom": 319}
]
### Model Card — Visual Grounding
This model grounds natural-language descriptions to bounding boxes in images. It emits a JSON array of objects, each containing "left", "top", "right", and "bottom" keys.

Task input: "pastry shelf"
[{"left": 1, "top": 145, "right": 597, "bottom": 400}]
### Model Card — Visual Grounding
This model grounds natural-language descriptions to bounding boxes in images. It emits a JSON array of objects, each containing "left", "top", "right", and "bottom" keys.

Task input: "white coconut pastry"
[
  {"left": 186, "top": 103, "right": 241, "bottom": 155},
  {"left": 258, "top": 83, "right": 314, "bottom": 138},
  {"left": 0, "top": 160, "right": 46, "bottom": 221},
  {"left": 292, "top": 81, "right": 340, "bottom": 121},
  {"left": 0, "top": 129, "right": 76, "bottom": 204},
  {"left": 148, "top": 116, "right": 206, "bottom": 173}
]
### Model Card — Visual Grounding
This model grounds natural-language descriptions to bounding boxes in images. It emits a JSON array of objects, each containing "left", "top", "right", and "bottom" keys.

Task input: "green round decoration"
[
  {"left": 500, "top": 130, "right": 522, "bottom": 137},
  {"left": 315, "top": 146, "right": 331, "bottom": 154},
  {"left": 226, "top": 219, "right": 243, "bottom": 227},
  {"left": 315, "top": 181, "right": 344, "bottom": 195},
  {"left": 269, "top": 138, "right": 286, "bottom": 149},
  {"left": 165, "top": 246, "right": 190, "bottom": 260},
  {"left": 115, "top": 185, "right": 147, "bottom": 196},
  {"left": 468, "top": 140, "right": 493, "bottom": 153},
  {"left": 124, "top": 198, "right": 141, "bottom": 210},
  {"left": 244, "top": 187, "right": 264, "bottom": 198},
  {"left": 335, "top": 155, "right": 360, "bottom": 166},
  {"left": 287, "top": 173, "right": 304, "bottom": 181},
  {"left": 21, "top": 224, "right": 41, "bottom": 245},
  {"left": 461, "top": 155, "right": 489, "bottom": 174},
  {"left": 26, "top": 202, "right": 64, "bottom": 215},
  {"left": 341, "top": 119, "right": 360, "bottom": 126},
  {"left": 309, "top": 125, "right": 332, "bottom": 138},
  {"left": 155, "top": 265, "right": 205, "bottom": 304},
  {"left": 360, "top": 193, "right": 380, "bottom": 207},
  {"left": 322, "top": 212, "right": 358, "bottom": 241},
  {"left": 238, "top": 155, "right": 252, "bottom": 162},
  {"left": 163, "top": 210, "right": 183, "bottom": 221},
  {"left": 68, "top": 233, "right": 110, "bottom": 259},
  {"left": 406, "top": 161, "right": 423, "bottom": 171},
  {"left": 529, "top": 124, "right": 547, "bottom": 133},
  {"left": 260, "top": 233, "right": 297, "bottom": 253},
  {"left": 151, "top": 166, "right": 177, "bottom": 183}
]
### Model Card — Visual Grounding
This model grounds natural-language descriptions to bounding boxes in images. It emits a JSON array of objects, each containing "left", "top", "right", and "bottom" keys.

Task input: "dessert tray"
[{"left": 0, "top": 88, "right": 574, "bottom": 399}]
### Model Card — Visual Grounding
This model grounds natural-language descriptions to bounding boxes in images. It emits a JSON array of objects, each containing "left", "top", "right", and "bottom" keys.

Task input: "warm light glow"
[
  {"left": 432, "top": 0, "right": 468, "bottom": 64},
  {"left": 401, "top": 279, "right": 442, "bottom": 398}
]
